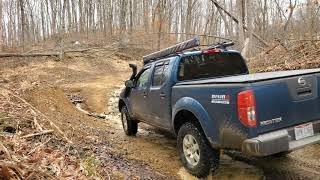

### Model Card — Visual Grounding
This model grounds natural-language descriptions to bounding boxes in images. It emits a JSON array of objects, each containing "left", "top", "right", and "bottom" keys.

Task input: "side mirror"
[{"left": 125, "top": 80, "right": 135, "bottom": 88}]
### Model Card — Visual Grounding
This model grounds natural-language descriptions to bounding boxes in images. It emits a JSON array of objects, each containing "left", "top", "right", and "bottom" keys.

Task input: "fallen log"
[
  {"left": 21, "top": 130, "right": 54, "bottom": 139},
  {"left": 0, "top": 53, "right": 60, "bottom": 58}
]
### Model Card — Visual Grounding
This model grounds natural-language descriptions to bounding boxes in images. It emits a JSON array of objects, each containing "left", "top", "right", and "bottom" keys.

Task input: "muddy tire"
[
  {"left": 272, "top": 151, "right": 292, "bottom": 157},
  {"left": 121, "top": 106, "right": 138, "bottom": 136},
  {"left": 177, "top": 122, "right": 220, "bottom": 178}
]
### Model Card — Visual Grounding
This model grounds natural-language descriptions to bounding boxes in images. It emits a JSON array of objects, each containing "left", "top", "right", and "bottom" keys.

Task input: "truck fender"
[
  {"left": 172, "top": 97, "right": 219, "bottom": 147},
  {"left": 118, "top": 98, "right": 132, "bottom": 115}
]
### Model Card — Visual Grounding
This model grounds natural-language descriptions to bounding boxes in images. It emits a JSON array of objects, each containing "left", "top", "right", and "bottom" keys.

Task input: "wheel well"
[
  {"left": 118, "top": 99, "right": 126, "bottom": 112},
  {"left": 173, "top": 110, "right": 201, "bottom": 135}
]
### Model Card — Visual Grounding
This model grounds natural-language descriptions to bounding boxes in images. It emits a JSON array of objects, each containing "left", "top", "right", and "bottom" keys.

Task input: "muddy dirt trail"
[
  {"left": 1, "top": 47, "right": 320, "bottom": 179},
  {"left": 103, "top": 86, "right": 320, "bottom": 180}
]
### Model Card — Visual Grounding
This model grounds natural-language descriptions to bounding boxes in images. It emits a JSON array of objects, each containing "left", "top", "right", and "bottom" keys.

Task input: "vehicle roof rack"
[
  {"left": 143, "top": 36, "right": 200, "bottom": 65},
  {"left": 204, "top": 41, "right": 235, "bottom": 50}
]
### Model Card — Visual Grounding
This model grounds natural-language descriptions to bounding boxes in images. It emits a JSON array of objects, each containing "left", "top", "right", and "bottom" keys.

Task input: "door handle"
[
  {"left": 143, "top": 92, "right": 147, "bottom": 98},
  {"left": 160, "top": 93, "right": 166, "bottom": 99}
]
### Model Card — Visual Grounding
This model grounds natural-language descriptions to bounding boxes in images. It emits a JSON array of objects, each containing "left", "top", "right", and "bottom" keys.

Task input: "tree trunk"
[
  {"left": 0, "top": 0, "right": 3, "bottom": 49},
  {"left": 237, "top": 0, "right": 245, "bottom": 49},
  {"left": 243, "top": 0, "right": 254, "bottom": 57},
  {"left": 19, "top": 0, "right": 25, "bottom": 48},
  {"left": 214, "top": 0, "right": 232, "bottom": 37},
  {"left": 129, "top": 0, "right": 133, "bottom": 34},
  {"left": 185, "top": 0, "right": 193, "bottom": 39},
  {"left": 50, "top": 0, "right": 57, "bottom": 35},
  {"left": 79, "top": 0, "right": 84, "bottom": 32},
  {"left": 41, "top": 2, "right": 46, "bottom": 40},
  {"left": 107, "top": 0, "right": 113, "bottom": 35},
  {"left": 143, "top": 0, "right": 149, "bottom": 32},
  {"left": 283, "top": 0, "right": 297, "bottom": 41},
  {"left": 119, "top": 0, "right": 127, "bottom": 47}
]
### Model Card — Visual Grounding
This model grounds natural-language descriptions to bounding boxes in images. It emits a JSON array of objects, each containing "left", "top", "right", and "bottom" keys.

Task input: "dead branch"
[
  {"left": 30, "top": 109, "right": 43, "bottom": 131},
  {"left": 0, "top": 142, "right": 12, "bottom": 160},
  {"left": 23, "top": 48, "right": 46, "bottom": 55},
  {"left": 64, "top": 48, "right": 95, "bottom": 53},
  {"left": 28, "top": 138, "right": 51, "bottom": 155},
  {"left": 0, "top": 117, "right": 11, "bottom": 120},
  {"left": 33, "top": 116, "right": 43, "bottom": 131},
  {"left": 286, "top": 38, "right": 320, "bottom": 42},
  {"left": 21, "top": 130, "right": 54, "bottom": 139},
  {"left": 210, "top": 0, "right": 269, "bottom": 47},
  {"left": 75, "top": 104, "right": 106, "bottom": 119}
]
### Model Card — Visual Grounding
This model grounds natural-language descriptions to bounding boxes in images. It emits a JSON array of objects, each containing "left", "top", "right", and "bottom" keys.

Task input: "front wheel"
[
  {"left": 121, "top": 106, "right": 138, "bottom": 136},
  {"left": 177, "top": 122, "right": 220, "bottom": 178}
]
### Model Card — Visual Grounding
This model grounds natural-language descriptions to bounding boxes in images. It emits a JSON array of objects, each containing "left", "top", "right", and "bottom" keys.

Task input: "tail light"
[
  {"left": 202, "top": 49, "right": 221, "bottom": 54},
  {"left": 237, "top": 90, "right": 257, "bottom": 127}
]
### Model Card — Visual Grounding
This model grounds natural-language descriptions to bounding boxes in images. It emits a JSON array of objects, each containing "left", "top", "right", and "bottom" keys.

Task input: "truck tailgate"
[{"left": 254, "top": 73, "right": 320, "bottom": 134}]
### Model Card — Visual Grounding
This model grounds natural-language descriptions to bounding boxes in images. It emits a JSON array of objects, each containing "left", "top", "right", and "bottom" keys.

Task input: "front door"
[{"left": 130, "top": 68, "right": 152, "bottom": 121}]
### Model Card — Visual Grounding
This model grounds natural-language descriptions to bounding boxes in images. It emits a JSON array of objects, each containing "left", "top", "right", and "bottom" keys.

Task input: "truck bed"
[
  {"left": 176, "top": 68, "right": 320, "bottom": 85},
  {"left": 172, "top": 68, "right": 320, "bottom": 141}
]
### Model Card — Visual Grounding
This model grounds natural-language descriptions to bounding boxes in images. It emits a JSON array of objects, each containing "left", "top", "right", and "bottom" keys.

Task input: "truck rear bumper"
[{"left": 242, "top": 120, "right": 320, "bottom": 156}]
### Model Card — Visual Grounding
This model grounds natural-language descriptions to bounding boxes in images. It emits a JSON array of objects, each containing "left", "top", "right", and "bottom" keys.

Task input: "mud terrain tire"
[
  {"left": 121, "top": 106, "right": 138, "bottom": 136},
  {"left": 177, "top": 122, "right": 220, "bottom": 178},
  {"left": 272, "top": 151, "right": 292, "bottom": 157}
]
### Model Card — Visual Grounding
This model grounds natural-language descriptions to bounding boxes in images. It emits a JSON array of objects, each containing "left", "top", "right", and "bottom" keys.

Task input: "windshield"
[{"left": 178, "top": 52, "right": 248, "bottom": 81}]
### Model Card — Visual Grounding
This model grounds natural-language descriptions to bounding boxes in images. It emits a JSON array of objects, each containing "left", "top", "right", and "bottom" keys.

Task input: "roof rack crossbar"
[
  {"left": 143, "top": 36, "right": 200, "bottom": 64},
  {"left": 205, "top": 41, "right": 235, "bottom": 50}
]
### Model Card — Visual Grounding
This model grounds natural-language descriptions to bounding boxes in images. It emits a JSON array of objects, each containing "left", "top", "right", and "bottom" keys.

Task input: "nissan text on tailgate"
[{"left": 118, "top": 37, "right": 320, "bottom": 177}]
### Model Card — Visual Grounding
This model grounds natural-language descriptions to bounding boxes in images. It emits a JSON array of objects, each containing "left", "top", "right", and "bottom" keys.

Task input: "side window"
[
  {"left": 153, "top": 65, "right": 163, "bottom": 86},
  {"left": 162, "top": 64, "right": 169, "bottom": 80},
  {"left": 152, "top": 62, "right": 169, "bottom": 87},
  {"left": 136, "top": 68, "right": 151, "bottom": 90}
]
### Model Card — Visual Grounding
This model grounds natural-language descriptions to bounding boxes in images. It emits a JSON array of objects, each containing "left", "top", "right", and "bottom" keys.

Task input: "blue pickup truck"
[{"left": 118, "top": 38, "right": 320, "bottom": 177}]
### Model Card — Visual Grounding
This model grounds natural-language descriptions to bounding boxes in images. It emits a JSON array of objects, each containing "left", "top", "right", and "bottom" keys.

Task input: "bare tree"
[
  {"left": 119, "top": 0, "right": 128, "bottom": 47},
  {"left": 0, "top": 0, "right": 3, "bottom": 49},
  {"left": 0, "top": 0, "right": 319, "bottom": 54},
  {"left": 18, "top": 0, "right": 25, "bottom": 48}
]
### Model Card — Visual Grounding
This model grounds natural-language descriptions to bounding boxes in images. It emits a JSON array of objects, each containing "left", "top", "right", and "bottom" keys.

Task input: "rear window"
[
  {"left": 178, "top": 52, "right": 248, "bottom": 81},
  {"left": 152, "top": 62, "right": 169, "bottom": 87}
]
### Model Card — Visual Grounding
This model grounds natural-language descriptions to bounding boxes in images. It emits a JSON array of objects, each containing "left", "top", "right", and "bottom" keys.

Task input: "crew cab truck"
[{"left": 118, "top": 38, "right": 320, "bottom": 177}]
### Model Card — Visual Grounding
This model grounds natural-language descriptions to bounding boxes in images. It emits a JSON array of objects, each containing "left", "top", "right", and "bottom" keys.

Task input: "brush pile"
[
  {"left": 249, "top": 40, "right": 320, "bottom": 73},
  {"left": 0, "top": 88, "right": 85, "bottom": 179}
]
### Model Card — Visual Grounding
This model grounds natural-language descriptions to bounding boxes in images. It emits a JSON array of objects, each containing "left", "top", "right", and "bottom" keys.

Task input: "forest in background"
[{"left": 0, "top": 0, "right": 319, "bottom": 56}]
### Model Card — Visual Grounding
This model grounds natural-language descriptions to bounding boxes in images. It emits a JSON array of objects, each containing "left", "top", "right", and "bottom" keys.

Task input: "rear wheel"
[
  {"left": 177, "top": 122, "right": 220, "bottom": 178},
  {"left": 272, "top": 151, "right": 292, "bottom": 157},
  {"left": 121, "top": 106, "right": 138, "bottom": 136}
]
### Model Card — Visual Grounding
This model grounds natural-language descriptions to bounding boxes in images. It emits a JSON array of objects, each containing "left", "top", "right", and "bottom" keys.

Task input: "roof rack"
[
  {"left": 142, "top": 37, "right": 235, "bottom": 65},
  {"left": 143, "top": 36, "right": 200, "bottom": 64},
  {"left": 204, "top": 41, "right": 235, "bottom": 50}
]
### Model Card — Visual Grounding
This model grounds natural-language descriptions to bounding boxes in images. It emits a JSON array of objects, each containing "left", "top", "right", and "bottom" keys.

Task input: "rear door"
[
  {"left": 254, "top": 73, "right": 320, "bottom": 134},
  {"left": 147, "top": 60, "right": 172, "bottom": 128}
]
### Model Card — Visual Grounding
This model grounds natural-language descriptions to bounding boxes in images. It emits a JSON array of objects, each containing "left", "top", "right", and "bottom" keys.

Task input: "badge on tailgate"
[{"left": 294, "top": 123, "right": 314, "bottom": 140}]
